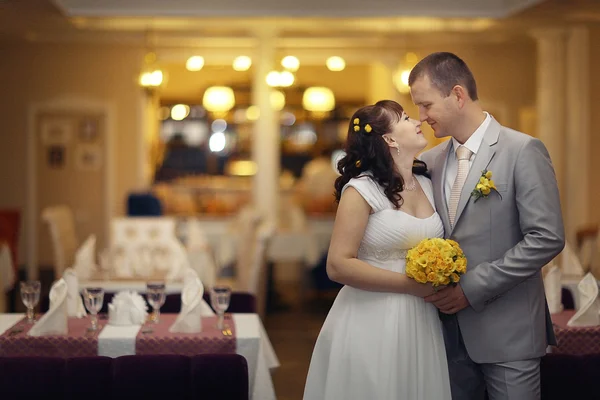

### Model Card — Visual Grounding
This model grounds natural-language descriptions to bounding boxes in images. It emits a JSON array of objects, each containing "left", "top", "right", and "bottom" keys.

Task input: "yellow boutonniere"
[{"left": 471, "top": 169, "right": 501, "bottom": 202}]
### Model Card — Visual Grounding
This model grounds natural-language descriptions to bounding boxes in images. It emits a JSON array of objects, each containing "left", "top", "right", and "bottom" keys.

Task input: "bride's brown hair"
[{"left": 333, "top": 100, "right": 428, "bottom": 209}]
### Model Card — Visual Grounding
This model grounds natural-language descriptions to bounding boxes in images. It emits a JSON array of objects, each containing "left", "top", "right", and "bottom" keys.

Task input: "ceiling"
[
  {"left": 1, "top": 0, "right": 598, "bottom": 46},
  {"left": 53, "top": 0, "right": 545, "bottom": 18},
  {"left": 1, "top": 0, "right": 599, "bottom": 63}
]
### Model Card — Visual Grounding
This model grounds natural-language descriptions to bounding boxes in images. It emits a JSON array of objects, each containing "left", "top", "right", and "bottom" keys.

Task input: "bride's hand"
[{"left": 403, "top": 278, "right": 436, "bottom": 298}]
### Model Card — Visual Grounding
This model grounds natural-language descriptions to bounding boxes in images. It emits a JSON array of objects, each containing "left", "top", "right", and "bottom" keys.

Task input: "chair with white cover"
[
  {"left": 226, "top": 206, "right": 274, "bottom": 318},
  {"left": 41, "top": 205, "right": 79, "bottom": 280},
  {"left": 185, "top": 220, "right": 217, "bottom": 287},
  {"left": 578, "top": 233, "right": 597, "bottom": 274},
  {"left": 109, "top": 217, "right": 191, "bottom": 281}
]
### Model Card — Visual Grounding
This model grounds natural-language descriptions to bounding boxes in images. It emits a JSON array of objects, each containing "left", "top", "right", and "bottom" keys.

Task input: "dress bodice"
[{"left": 343, "top": 174, "right": 444, "bottom": 268}]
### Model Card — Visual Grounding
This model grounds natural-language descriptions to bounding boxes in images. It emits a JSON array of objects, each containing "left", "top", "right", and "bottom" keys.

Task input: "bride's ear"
[{"left": 382, "top": 134, "right": 397, "bottom": 148}]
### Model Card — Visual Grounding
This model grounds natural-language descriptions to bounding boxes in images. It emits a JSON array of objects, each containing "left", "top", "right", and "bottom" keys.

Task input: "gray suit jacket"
[{"left": 420, "top": 117, "right": 564, "bottom": 364}]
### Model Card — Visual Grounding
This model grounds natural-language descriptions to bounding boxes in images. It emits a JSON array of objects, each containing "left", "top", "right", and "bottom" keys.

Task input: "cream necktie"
[{"left": 448, "top": 145, "right": 473, "bottom": 227}]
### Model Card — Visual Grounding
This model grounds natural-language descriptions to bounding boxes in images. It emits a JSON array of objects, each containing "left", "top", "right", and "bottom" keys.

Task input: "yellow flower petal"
[
  {"left": 354, "top": 125, "right": 360, "bottom": 132},
  {"left": 353, "top": 118, "right": 360, "bottom": 125},
  {"left": 365, "top": 124, "right": 372, "bottom": 133},
  {"left": 485, "top": 171, "right": 492, "bottom": 179}
]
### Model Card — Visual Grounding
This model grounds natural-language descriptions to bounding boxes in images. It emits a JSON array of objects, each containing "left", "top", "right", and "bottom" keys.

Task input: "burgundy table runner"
[
  {"left": 551, "top": 310, "right": 600, "bottom": 355},
  {"left": 0, "top": 316, "right": 102, "bottom": 357}
]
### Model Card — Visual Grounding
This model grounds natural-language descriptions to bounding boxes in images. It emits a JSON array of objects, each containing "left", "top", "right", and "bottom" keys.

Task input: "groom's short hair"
[{"left": 408, "top": 52, "right": 478, "bottom": 101}]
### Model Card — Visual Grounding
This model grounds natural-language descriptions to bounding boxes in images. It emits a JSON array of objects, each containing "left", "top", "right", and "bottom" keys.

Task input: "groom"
[{"left": 411, "top": 52, "right": 565, "bottom": 399}]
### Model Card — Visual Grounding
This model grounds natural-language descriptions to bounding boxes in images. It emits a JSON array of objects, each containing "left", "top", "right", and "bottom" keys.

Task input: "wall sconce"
[
  {"left": 393, "top": 52, "right": 419, "bottom": 94},
  {"left": 138, "top": 52, "right": 165, "bottom": 93}
]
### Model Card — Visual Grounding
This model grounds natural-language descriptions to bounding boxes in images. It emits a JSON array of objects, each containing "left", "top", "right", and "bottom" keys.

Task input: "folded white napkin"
[
  {"left": 108, "top": 291, "right": 148, "bottom": 326},
  {"left": 28, "top": 279, "right": 68, "bottom": 336},
  {"left": 543, "top": 264, "right": 563, "bottom": 314},
  {"left": 561, "top": 242, "right": 586, "bottom": 277},
  {"left": 169, "top": 268, "right": 214, "bottom": 333},
  {"left": 567, "top": 272, "right": 600, "bottom": 327},
  {"left": 73, "top": 235, "right": 97, "bottom": 280},
  {"left": 63, "top": 268, "right": 86, "bottom": 318}
]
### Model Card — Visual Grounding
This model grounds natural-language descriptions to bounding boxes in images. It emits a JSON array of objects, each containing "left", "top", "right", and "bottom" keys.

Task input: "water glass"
[
  {"left": 146, "top": 281, "right": 166, "bottom": 323},
  {"left": 83, "top": 287, "right": 104, "bottom": 331},
  {"left": 210, "top": 285, "right": 231, "bottom": 330},
  {"left": 20, "top": 280, "right": 41, "bottom": 323}
]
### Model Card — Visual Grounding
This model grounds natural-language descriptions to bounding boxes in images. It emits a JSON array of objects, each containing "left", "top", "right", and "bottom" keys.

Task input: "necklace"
[{"left": 404, "top": 175, "right": 417, "bottom": 191}]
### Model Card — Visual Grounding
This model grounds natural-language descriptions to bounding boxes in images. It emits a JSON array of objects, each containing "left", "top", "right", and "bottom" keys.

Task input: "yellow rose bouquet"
[{"left": 405, "top": 238, "right": 467, "bottom": 287}]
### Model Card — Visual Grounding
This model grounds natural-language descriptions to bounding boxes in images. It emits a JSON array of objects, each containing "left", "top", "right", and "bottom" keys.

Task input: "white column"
[
  {"left": 137, "top": 90, "right": 160, "bottom": 190},
  {"left": 251, "top": 32, "right": 280, "bottom": 225},
  {"left": 565, "top": 26, "right": 590, "bottom": 243},
  {"left": 532, "top": 29, "right": 567, "bottom": 205}
]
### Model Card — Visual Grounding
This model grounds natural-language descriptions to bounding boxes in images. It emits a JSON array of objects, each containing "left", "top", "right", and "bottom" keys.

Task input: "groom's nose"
[{"left": 418, "top": 108, "right": 428, "bottom": 122}]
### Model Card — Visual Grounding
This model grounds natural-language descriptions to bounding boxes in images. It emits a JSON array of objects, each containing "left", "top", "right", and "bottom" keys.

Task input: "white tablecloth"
[
  {"left": 179, "top": 216, "right": 335, "bottom": 269},
  {"left": 0, "top": 313, "right": 278, "bottom": 400}
]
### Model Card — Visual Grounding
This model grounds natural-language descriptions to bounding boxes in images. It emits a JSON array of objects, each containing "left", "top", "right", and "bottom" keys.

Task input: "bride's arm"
[{"left": 326, "top": 187, "right": 434, "bottom": 297}]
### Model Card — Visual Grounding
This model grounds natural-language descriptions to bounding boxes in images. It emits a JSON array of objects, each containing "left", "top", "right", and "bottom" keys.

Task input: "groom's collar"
[{"left": 450, "top": 112, "right": 491, "bottom": 157}]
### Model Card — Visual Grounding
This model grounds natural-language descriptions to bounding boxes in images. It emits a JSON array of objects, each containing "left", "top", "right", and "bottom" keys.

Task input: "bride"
[{"left": 303, "top": 100, "right": 452, "bottom": 400}]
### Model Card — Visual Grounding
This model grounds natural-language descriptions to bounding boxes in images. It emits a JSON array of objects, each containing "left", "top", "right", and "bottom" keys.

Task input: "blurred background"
[{"left": 1, "top": 1, "right": 599, "bottom": 398}]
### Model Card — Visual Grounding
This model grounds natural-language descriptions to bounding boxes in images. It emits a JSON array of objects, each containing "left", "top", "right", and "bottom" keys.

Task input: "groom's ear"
[{"left": 451, "top": 85, "right": 468, "bottom": 108}]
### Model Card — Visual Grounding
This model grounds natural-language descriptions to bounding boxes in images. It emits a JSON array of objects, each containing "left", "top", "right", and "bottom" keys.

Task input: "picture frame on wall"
[
  {"left": 40, "top": 118, "right": 72, "bottom": 146},
  {"left": 48, "top": 145, "right": 65, "bottom": 168},
  {"left": 79, "top": 118, "right": 99, "bottom": 142},
  {"left": 74, "top": 144, "right": 103, "bottom": 171}
]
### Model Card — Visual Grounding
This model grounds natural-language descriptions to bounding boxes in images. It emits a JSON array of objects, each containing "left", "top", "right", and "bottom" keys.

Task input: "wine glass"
[
  {"left": 20, "top": 280, "right": 41, "bottom": 323},
  {"left": 83, "top": 287, "right": 104, "bottom": 331},
  {"left": 210, "top": 285, "right": 231, "bottom": 330},
  {"left": 146, "top": 281, "right": 166, "bottom": 323}
]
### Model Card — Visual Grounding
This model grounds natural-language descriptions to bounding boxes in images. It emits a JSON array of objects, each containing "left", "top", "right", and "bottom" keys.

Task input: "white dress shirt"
[{"left": 444, "top": 112, "right": 492, "bottom": 207}]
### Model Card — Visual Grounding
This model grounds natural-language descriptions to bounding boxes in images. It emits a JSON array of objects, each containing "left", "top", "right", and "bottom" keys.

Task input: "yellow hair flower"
[
  {"left": 364, "top": 124, "right": 372, "bottom": 133},
  {"left": 354, "top": 125, "right": 360, "bottom": 132},
  {"left": 353, "top": 118, "right": 360, "bottom": 125}
]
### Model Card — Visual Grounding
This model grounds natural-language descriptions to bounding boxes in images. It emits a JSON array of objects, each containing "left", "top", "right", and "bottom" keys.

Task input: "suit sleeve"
[{"left": 460, "top": 138, "right": 566, "bottom": 312}]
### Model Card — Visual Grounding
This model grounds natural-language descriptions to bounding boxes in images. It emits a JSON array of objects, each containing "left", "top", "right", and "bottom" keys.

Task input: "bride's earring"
[{"left": 396, "top": 147, "right": 400, "bottom": 156}]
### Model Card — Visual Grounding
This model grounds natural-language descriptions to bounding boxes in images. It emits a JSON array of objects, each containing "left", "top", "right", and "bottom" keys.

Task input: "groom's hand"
[{"left": 424, "top": 284, "right": 470, "bottom": 314}]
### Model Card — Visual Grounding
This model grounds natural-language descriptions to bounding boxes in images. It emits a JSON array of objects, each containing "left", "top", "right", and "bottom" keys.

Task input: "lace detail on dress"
[{"left": 358, "top": 243, "right": 408, "bottom": 261}]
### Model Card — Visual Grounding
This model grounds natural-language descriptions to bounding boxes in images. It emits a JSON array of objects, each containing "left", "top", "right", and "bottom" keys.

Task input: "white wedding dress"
[{"left": 303, "top": 174, "right": 452, "bottom": 400}]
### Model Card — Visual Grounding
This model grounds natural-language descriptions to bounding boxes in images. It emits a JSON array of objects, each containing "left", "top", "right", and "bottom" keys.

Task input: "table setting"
[
  {"left": 0, "top": 266, "right": 278, "bottom": 400},
  {"left": 545, "top": 266, "right": 600, "bottom": 355}
]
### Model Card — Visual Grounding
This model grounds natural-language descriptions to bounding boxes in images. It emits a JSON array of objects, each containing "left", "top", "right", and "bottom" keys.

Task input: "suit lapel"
[
  {"left": 433, "top": 140, "right": 453, "bottom": 233},
  {"left": 450, "top": 118, "right": 501, "bottom": 233}
]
